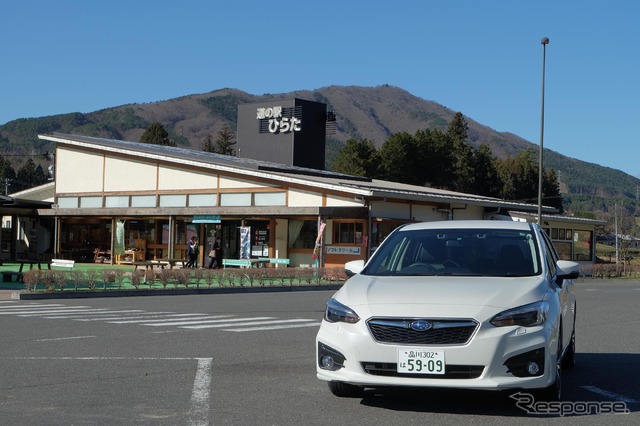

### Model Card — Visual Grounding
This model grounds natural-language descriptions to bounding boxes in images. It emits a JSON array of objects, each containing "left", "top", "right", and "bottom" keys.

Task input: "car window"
[
  {"left": 540, "top": 230, "right": 558, "bottom": 278},
  {"left": 364, "top": 228, "right": 542, "bottom": 277}
]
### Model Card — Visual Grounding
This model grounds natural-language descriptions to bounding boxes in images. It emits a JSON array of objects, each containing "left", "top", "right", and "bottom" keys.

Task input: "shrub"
[
  {"left": 22, "top": 270, "right": 41, "bottom": 292},
  {"left": 131, "top": 270, "right": 144, "bottom": 289}
]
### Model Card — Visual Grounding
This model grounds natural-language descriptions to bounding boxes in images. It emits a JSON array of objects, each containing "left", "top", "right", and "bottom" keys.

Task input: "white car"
[{"left": 316, "top": 220, "right": 579, "bottom": 400}]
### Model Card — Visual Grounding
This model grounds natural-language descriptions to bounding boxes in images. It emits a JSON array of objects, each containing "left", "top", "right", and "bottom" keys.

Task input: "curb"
[{"left": 12, "top": 284, "right": 343, "bottom": 300}]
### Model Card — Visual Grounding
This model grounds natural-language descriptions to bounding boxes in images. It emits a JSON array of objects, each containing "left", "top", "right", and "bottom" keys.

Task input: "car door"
[{"left": 541, "top": 230, "right": 575, "bottom": 351}]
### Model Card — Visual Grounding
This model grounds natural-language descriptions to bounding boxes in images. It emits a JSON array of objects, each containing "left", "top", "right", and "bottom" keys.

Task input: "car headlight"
[
  {"left": 324, "top": 298, "right": 360, "bottom": 324},
  {"left": 490, "top": 301, "right": 549, "bottom": 327}
]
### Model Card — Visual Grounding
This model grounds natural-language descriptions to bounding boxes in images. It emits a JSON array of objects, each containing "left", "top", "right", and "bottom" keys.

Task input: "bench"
[
  {"left": 51, "top": 259, "right": 75, "bottom": 269},
  {"left": 222, "top": 259, "right": 252, "bottom": 268}
]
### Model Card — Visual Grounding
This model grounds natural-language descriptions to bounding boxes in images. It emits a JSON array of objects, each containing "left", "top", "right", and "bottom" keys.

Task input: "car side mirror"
[
  {"left": 556, "top": 260, "right": 580, "bottom": 281},
  {"left": 344, "top": 260, "right": 365, "bottom": 277}
]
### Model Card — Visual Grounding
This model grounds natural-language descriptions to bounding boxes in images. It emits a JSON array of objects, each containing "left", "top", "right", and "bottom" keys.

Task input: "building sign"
[
  {"left": 256, "top": 105, "right": 302, "bottom": 134},
  {"left": 192, "top": 215, "right": 221, "bottom": 223},
  {"left": 326, "top": 246, "right": 361, "bottom": 255}
]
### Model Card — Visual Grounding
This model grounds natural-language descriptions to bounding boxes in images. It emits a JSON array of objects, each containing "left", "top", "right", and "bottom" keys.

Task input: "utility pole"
[{"left": 614, "top": 203, "right": 619, "bottom": 264}]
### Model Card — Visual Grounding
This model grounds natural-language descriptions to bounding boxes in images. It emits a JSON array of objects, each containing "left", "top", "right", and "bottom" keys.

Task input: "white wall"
[
  {"left": 288, "top": 189, "right": 323, "bottom": 207},
  {"left": 56, "top": 148, "right": 104, "bottom": 193}
]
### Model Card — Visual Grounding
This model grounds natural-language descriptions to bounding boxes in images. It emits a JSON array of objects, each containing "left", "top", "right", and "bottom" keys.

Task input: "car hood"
[{"left": 335, "top": 274, "right": 548, "bottom": 320}]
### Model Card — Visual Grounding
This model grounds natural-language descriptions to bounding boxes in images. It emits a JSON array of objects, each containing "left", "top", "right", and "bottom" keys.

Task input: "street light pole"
[{"left": 537, "top": 37, "right": 549, "bottom": 225}]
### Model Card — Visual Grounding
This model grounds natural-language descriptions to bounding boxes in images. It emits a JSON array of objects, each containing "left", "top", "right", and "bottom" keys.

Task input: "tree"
[
  {"left": 413, "top": 128, "right": 455, "bottom": 188},
  {"left": 495, "top": 149, "right": 563, "bottom": 209},
  {"left": 468, "top": 145, "right": 502, "bottom": 198},
  {"left": 378, "top": 132, "right": 422, "bottom": 185},
  {"left": 202, "top": 133, "right": 215, "bottom": 153},
  {"left": 215, "top": 125, "right": 236, "bottom": 155},
  {"left": 330, "top": 138, "right": 381, "bottom": 178},
  {"left": 140, "top": 122, "right": 175, "bottom": 146},
  {"left": 446, "top": 112, "right": 475, "bottom": 193}
]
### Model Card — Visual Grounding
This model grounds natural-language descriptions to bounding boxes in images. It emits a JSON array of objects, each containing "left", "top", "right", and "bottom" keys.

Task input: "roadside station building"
[{"left": 30, "top": 142, "right": 599, "bottom": 267}]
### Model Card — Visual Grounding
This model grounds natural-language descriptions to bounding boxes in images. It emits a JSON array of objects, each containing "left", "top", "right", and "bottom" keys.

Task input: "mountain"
[{"left": 0, "top": 85, "right": 638, "bottom": 214}]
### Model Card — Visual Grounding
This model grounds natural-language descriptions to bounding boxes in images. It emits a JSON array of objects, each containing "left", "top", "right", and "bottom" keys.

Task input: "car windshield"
[{"left": 363, "top": 227, "right": 541, "bottom": 277}]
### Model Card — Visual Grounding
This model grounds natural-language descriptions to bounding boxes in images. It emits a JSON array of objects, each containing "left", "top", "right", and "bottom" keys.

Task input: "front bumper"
[{"left": 316, "top": 319, "right": 557, "bottom": 391}]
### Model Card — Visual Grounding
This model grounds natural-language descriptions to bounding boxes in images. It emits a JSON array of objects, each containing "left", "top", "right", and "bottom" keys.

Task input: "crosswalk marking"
[
  {"left": 0, "top": 302, "right": 319, "bottom": 333},
  {"left": 144, "top": 317, "right": 276, "bottom": 327},
  {"left": 108, "top": 315, "right": 235, "bottom": 324},
  {"left": 181, "top": 318, "right": 315, "bottom": 330}
]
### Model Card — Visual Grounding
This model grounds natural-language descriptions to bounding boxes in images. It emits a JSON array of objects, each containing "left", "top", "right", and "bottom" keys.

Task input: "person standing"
[
  {"left": 186, "top": 235, "right": 199, "bottom": 268},
  {"left": 208, "top": 237, "right": 222, "bottom": 269}
]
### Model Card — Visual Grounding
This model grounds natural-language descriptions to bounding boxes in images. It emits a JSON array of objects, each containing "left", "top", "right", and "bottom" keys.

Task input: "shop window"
[
  {"left": 159, "top": 194, "right": 187, "bottom": 207},
  {"left": 573, "top": 230, "right": 593, "bottom": 261},
  {"left": 57, "top": 197, "right": 78, "bottom": 208},
  {"left": 131, "top": 195, "right": 156, "bottom": 208},
  {"left": 553, "top": 241, "right": 572, "bottom": 260},
  {"left": 189, "top": 194, "right": 217, "bottom": 207},
  {"left": 371, "top": 221, "right": 405, "bottom": 248},
  {"left": 333, "top": 221, "right": 364, "bottom": 244},
  {"left": 255, "top": 192, "right": 286, "bottom": 206},
  {"left": 106, "top": 196, "right": 129, "bottom": 208},
  {"left": 288, "top": 220, "right": 317, "bottom": 249},
  {"left": 220, "top": 193, "right": 251, "bottom": 206}
]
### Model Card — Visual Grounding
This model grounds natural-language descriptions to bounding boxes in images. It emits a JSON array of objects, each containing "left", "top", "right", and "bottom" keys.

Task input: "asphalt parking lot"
[{"left": 0, "top": 279, "right": 638, "bottom": 425}]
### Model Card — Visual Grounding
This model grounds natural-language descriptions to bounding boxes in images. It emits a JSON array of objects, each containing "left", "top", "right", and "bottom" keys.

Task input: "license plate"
[{"left": 397, "top": 349, "right": 445, "bottom": 374}]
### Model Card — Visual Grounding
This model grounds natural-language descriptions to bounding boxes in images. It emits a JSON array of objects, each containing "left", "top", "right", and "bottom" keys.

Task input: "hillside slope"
[{"left": 0, "top": 85, "right": 637, "bottom": 211}]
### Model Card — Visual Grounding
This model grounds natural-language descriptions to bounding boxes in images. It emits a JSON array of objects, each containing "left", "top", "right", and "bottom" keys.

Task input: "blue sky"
[{"left": 2, "top": 0, "right": 639, "bottom": 177}]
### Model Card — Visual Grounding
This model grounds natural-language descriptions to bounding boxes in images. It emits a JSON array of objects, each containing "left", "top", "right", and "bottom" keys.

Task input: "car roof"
[{"left": 398, "top": 220, "right": 534, "bottom": 232}]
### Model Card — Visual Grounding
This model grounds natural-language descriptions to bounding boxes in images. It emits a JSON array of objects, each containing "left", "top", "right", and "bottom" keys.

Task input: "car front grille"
[
  {"left": 361, "top": 362, "right": 484, "bottom": 379},
  {"left": 367, "top": 318, "right": 478, "bottom": 345}
]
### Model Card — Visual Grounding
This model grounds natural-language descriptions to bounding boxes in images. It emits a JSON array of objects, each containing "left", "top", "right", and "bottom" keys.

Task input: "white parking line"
[
  {"left": 187, "top": 358, "right": 213, "bottom": 426},
  {"left": 581, "top": 386, "right": 638, "bottom": 403}
]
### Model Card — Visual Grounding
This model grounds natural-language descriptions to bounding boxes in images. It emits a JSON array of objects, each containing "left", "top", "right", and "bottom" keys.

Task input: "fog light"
[
  {"left": 527, "top": 362, "right": 540, "bottom": 375},
  {"left": 321, "top": 356, "right": 335, "bottom": 369}
]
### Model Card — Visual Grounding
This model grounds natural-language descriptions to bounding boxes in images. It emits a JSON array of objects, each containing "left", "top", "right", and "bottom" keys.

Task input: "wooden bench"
[
  {"left": 51, "top": 259, "right": 76, "bottom": 269},
  {"left": 222, "top": 259, "right": 252, "bottom": 269}
]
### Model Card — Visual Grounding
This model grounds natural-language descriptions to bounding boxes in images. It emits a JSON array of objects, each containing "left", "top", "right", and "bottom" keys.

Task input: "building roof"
[{"left": 39, "top": 132, "right": 556, "bottom": 214}]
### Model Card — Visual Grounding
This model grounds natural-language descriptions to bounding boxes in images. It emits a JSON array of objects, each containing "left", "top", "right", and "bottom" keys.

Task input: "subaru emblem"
[{"left": 410, "top": 320, "right": 432, "bottom": 331}]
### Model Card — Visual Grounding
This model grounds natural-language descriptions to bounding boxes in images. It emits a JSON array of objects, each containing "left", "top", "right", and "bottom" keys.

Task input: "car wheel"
[
  {"left": 327, "top": 381, "right": 364, "bottom": 398},
  {"left": 537, "top": 362, "right": 562, "bottom": 401},
  {"left": 537, "top": 329, "right": 563, "bottom": 401}
]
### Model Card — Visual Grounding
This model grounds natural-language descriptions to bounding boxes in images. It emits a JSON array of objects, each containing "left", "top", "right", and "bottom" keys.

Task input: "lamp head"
[{"left": 541, "top": 37, "right": 549, "bottom": 45}]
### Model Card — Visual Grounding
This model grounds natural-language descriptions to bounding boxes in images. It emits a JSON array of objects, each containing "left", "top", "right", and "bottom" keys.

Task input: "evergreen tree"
[
  {"left": 413, "top": 128, "right": 455, "bottom": 188},
  {"left": 468, "top": 145, "right": 502, "bottom": 198},
  {"left": 378, "top": 132, "right": 422, "bottom": 185},
  {"left": 215, "top": 125, "right": 236, "bottom": 155},
  {"left": 140, "top": 122, "right": 175, "bottom": 146},
  {"left": 330, "top": 138, "right": 381, "bottom": 178},
  {"left": 202, "top": 133, "right": 215, "bottom": 153},
  {"left": 543, "top": 168, "right": 564, "bottom": 212},
  {"left": 446, "top": 112, "right": 475, "bottom": 192}
]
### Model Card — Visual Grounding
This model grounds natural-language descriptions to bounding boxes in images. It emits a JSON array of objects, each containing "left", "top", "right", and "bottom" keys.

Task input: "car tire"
[
  {"left": 537, "top": 329, "right": 563, "bottom": 402},
  {"left": 327, "top": 381, "right": 364, "bottom": 398}
]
